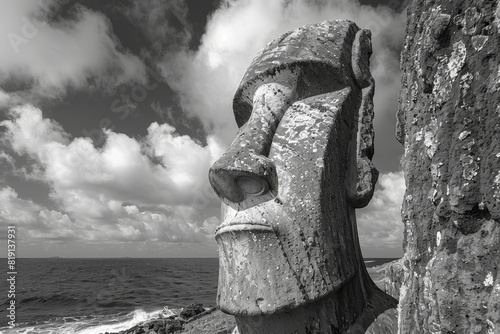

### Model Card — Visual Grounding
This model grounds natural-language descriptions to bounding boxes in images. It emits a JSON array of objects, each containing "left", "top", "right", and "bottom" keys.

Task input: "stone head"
[{"left": 208, "top": 20, "right": 378, "bottom": 317}]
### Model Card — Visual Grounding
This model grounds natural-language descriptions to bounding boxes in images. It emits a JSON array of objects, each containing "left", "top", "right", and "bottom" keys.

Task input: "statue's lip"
[{"left": 215, "top": 222, "right": 273, "bottom": 236}]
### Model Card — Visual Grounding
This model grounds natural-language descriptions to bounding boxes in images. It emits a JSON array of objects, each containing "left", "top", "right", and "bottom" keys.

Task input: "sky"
[{"left": 0, "top": 0, "right": 408, "bottom": 258}]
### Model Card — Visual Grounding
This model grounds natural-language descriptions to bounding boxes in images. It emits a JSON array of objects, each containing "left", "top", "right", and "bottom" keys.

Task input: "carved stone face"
[
  {"left": 211, "top": 85, "right": 359, "bottom": 316},
  {"left": 209, "top": 20, "right": 377, "bottom": 317}
]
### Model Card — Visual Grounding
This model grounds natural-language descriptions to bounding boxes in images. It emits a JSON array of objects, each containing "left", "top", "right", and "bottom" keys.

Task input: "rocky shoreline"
[{"left": 101, "top": 303, "right": 236, "bottom": 334}]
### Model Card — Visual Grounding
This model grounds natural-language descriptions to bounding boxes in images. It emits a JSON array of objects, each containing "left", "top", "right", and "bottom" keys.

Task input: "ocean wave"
[
  {"left": 96, "top": 300, "right": 139, "bottom": 308},
  {"left": 1, "top": 308, "right": 163, "bottom": 334},
  {"left": 18, "top": 294, "right": 83, "bottom": 306},
  {"left": 75, "top": 309, "right": 163, "bottom": 334}
]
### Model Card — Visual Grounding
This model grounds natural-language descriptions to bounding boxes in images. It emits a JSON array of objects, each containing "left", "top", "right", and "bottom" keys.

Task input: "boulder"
[{"left": 179, "top": 303, "right": 205, "bottom": 320}]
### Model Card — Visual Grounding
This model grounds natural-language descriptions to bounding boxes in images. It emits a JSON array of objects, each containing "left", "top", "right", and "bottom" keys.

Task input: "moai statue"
[{"left": 209, "top": 20, "right": 397, "bottom": 334}]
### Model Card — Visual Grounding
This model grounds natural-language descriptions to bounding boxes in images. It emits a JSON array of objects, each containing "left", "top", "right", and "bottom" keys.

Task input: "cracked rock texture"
[{"left": 396, "top": 0, "right": 500, "bottom": 332}]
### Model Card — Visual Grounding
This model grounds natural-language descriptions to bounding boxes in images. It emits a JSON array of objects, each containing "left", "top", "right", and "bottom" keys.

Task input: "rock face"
[
  {"left": 383, "top": 259, "right": 404, "bottom": 301},
  {"left": 209, "top": 20, "right": 397, "bottom": 334},
  {"left": 397, "top": 0, "right": 500, "bottom": 332}
]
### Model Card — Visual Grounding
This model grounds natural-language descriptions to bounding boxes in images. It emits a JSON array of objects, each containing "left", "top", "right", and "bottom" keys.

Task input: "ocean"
[{"left": 0, "top": 258, "right": 397, "bottom": 334}]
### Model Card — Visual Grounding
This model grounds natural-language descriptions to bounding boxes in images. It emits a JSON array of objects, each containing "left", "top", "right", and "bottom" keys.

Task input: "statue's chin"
[{"left": 216, "top": 228, "right": 307, "bottom": 316}]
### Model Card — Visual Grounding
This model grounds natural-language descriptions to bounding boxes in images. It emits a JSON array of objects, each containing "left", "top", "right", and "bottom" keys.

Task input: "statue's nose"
[
  {"left": 209, "top": 150, "right": 277, "bottom": 206},
  {"left": 209, "top": 82, "right": 295, "bottom": 209}
]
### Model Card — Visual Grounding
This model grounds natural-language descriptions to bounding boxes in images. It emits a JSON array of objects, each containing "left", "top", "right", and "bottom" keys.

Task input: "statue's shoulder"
[{"left": 231, "top": 293, "right": 398, "bottom": 334}]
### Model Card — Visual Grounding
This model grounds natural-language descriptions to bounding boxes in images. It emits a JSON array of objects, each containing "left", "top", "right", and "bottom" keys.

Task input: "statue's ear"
[{"left": 347, "top": 29, "right": 379, "bottom": 208}]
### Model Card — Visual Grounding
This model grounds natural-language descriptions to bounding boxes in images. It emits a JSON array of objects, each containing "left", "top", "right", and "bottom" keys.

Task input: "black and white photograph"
[{"left": 0, "top": 0, "right": 498, "bottom": 333}]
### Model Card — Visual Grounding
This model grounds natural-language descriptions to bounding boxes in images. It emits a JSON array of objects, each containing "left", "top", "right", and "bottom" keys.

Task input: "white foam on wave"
[
  {"left": 76, "top": 309, "right": 162, "bottom": 334},
  {"left": 2, "top": 309, "right": 163, "bottom": 334}
]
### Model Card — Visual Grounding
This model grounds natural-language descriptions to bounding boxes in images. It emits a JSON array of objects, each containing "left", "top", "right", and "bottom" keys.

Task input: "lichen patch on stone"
[
  {"left": 460, "top": 73, "right": 473, "bottom": 101},
  {"left": 484, "top": 272, "right": 494, "bottom": 287},
  {"left": 415, "top": 129, "right": 424, "bottom": 142},
  {"left": 494, "top": 171, "right": 500, "bottom": 201},
  {"left": 447, "top": 41, "right": 467, "bottom": 80},
  {"left": 424, "top": 119, "right": 438, "bottom": 159},
  {"left": 464, "top": 7, "right": 482, "bottom": 35},
  {"left": 471, "top": 35, "right": 488, "bottom": 52},
  {"left": 461, "top": 154, "right": 479, "bottom": 180},
  {"left": 458, "top": 131, "right": 471, "bottom": 141}
]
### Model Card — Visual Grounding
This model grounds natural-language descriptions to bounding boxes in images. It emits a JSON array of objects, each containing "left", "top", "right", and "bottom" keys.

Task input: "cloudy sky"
[{"left": 0, "top": 0, "right": 407, "bottom": 258}]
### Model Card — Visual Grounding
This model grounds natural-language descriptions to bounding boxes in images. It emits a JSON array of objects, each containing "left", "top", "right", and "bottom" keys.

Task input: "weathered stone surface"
[
  {"left": 397, "top": 0, "right": 500, "bottom": 332},
  {"left": 209, "top": 20, "right": 397, "bottom": 333},
  {"left": 383, "top": 259, "right": 404, "bottom": 301}
]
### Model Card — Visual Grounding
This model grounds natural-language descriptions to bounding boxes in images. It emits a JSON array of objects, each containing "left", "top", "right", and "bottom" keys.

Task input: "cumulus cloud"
[
  {"left": 0, "top": 0, "right": 146, "bottom": 104},
  {"left": 161, "top": 0, "right": 407, "bottom": 144},
  {"left": 0, "top": 105, "right": 223, "bottom": 246},
  {"left": 0, "top": 186, "right": 42, "bottom": 225},
  {"left": 0, "top": 88, "right": 10, "bottom": 108},
  {"left": 0, "top": 185, "right": 219, "bottom": 248},
  {"left": 357, "top": 171, "right": 406, "bottom": 256},
  {"left": 0, "top": 152, "right": 16, "bottom": 170}
]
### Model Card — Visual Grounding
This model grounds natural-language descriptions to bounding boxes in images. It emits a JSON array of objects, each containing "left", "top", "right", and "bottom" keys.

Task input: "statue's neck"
[
  {"left": 225, "top": 215, "right": 398, "bottom": 334},
  {"left": 233, "top": 268, "right": 375, "bottom": 334}
]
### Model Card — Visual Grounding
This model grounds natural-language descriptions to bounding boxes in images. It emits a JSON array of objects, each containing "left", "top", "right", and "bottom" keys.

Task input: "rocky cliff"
[{"left": 396, "top": 0, "right": 500, "bottom": 332}]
